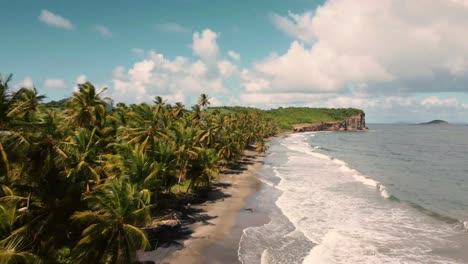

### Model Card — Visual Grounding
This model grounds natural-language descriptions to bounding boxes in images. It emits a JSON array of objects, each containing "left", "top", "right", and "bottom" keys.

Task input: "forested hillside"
[{"left": 212, "top": 106, "right": 364, "bottom": 130}]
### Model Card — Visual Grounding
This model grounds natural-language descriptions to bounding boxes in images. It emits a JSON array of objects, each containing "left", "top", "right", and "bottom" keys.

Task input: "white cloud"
[
  {"left": 271, "top": 12, "right": 316, "bottom": 44},
  {"left": 43, "top": 79, "right": 66, "bottom": 89},
  {"left": 209, "top": 96, "right": 223, "bottom": 107},
  {"left": 93, "top": 25, "right": 112, "bottom": 37},
  {"left": 252, "top": 0, "right": 468, "bottom": 96},
  {"left": 218, "top": 60, "right": 237, "bottom": 78},
  {"left": 73, "top": 74, "right": 87, "bottom": 92},
  {"left": 192, "top": 29, "right": 219, "bottom": 62},
  {"left": 39, "top": 10, "right": 74, "bottom": 30},
  {"left": 111, "top": 29, "right": 237, "bottom": 104},
  {"left": 240, "top": 92, "right": 331, "bottom": 107},
  {"left": 131, "top": 48, "right": 145, "bottom": 56},
  {"left": 421, "top": 96, "right": 461, "bottom": 108},
  {"left": 13, "top": 77, "right": 34, "bottom": 90},
  {"left": 228, "top": 50, "right": 240, "bottom": 61},
  {"left": 242, "top": 41, "right": 391, "bottom": 93},
  {"left": 156, "top": 23, "right": 190, "bottom": 33}
]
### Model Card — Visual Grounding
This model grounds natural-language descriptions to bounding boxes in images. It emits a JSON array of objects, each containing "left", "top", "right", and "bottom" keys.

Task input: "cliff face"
[{"left": 293, "top": 113, "right": 368, "bottom": 132}]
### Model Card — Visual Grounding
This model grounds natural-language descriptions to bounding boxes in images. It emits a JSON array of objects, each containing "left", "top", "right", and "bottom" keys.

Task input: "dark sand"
[{"left": 138, "top": 150, "right": 268, "bottom": 264}]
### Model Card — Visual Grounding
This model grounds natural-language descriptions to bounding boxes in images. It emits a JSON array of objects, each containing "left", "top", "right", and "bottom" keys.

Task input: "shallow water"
[{"left": 239, "top": 125, "right": 468, "bottom": 264}]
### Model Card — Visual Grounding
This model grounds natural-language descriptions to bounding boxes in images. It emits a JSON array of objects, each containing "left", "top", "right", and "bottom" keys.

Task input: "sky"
[{"left": 2, "top": 0, "right": 468, "bottom": 123}]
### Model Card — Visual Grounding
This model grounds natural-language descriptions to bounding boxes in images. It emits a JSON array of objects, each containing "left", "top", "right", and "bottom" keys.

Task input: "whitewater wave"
[
  {"left": 274, "top": 133, "right": 459, "bottom": 263},
  {"left": 285, "top": 133, "right": 393, "bottom": 200},
  {"left": 239, "top": 133, "right": 465, "bottom": 264}
]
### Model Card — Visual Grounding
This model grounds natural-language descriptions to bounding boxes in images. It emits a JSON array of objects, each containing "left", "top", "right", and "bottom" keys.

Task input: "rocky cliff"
[{"left": 293, "top": 113, "right": 368, "bottom": 132}]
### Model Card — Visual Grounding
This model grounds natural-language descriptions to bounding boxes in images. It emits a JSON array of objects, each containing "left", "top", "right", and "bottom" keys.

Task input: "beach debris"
[{"left": 245, "top": 208, "right": 254, "bottom": 213}]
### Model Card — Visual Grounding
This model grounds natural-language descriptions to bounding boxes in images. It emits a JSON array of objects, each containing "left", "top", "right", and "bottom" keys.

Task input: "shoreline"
[{"left": 138, "top": 149, "right": 268, "bottom": 264}]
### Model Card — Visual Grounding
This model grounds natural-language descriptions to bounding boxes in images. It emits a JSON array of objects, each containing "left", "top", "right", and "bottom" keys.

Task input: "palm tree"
[
  {"left": 190, "top": 104, "right": 202, "bottom": 125},
  {"left": 60, "top": 128, "right": 103, "bottom": 193},
  {"left": 173, "top": 102, "right": 185, "bottom": 119},
  {"left": 145, "top": 141, "right": 177, "bottom": 193},
  {"left": 153, "top": 96, "right": 166, "bottom": 115},
  {"left": 8, "top": 88, "right": 46, "bottom": 123},
  {"left": 0, "top": 186, "right": 41, "bottom": 264},
  {"left": 0, "top": 238, "right": 42, "bottom": 264},
  {"left": 65, "top": 82, "right": 108, "bottom": 130},
  {"left": 188, "top": 147, "right": 219, "bottom": 190},
  {"left": 171, "top": 123, "right": 198, "bottom": 192},
  {"left": 197, "top": 94, "right": 210, "bottom": 110},
  {"left": 0, "top": 74, "right": 13, "bottom": 127},
  {"left": 104, "top": 143, "right": 157, "bottom": 187},
  {"left": 71, "top": 179, "right": 151, "bottom": 264},
  {"left": 255, "top": 138, "right": 268, "bottom": 153},
  {"left": 198, "top": 118, "right": 221, "bottom": 148}
]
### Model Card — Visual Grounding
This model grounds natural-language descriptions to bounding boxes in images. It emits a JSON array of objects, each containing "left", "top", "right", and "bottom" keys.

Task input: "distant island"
[{"left": 419, "top": 120, "right": 449, "bottom": 125}]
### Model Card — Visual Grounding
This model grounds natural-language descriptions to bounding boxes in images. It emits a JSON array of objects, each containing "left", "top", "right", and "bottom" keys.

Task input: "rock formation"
[{"left": 293, "top": 112, "right": 368, "bottom": 132}]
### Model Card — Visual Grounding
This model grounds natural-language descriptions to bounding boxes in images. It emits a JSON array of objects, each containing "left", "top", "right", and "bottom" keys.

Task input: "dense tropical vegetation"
[
  {"left": 0, "top": 74, "right": 277, "bottom": 263},
  {"left": 210, "top": 106, "right": 364, "bottom": 130},
  {"left": 0, "top": 72, "right": 364, "bottom": 263}
]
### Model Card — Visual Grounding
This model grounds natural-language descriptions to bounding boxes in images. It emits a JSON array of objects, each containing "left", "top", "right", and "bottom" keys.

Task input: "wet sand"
[{"left": 138, "top": 150, "right": 268, "bottom": 264}]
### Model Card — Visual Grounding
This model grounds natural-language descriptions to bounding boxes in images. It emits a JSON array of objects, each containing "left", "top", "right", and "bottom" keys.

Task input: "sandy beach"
[{"left": 138, "top": 149, "right": 268, "bottom": 264}]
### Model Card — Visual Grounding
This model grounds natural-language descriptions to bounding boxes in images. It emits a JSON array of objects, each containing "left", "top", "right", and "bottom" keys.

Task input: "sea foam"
[{"left": 268, "top": 133, "right": 459, "bottom": 263}]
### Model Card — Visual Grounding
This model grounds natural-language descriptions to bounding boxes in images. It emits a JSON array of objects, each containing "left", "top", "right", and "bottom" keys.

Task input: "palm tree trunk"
[{"left": 177, "top": 166, "right": 186, "bottom": 193}]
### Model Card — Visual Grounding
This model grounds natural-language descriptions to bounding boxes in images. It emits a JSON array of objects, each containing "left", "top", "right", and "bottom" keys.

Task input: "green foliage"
[
  {"left": 71, "top": 179, "right": 151, "bottom": 263},
  {"left": 54, "top": 247, "right": 72, "bottom": 264},
  {"left": 0, "top": 73, "right": 279, "bottom": 263},
  {"left": 265, "top": 107, "right": 364, "bottom": 130},
  {"left": 0, "top": 72, "right": 364, "bottom": 262}
]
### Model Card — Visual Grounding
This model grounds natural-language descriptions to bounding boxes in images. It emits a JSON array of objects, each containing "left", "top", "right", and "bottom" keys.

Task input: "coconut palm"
[
  {"left": 104, "top": 143, "right": 157, "bottom": 187},
  {"left": 7, "top": 88, "right": 46, "bottom": 123},
  {"left": 255, "top": 138, "right": 268, "bottom": 153},
  {"left": 197, "top": 93, "right": 210, "bottom": 110},
  {"left": 0, "top": 74, "right": 13, "bottom": 127},
  {"left": 190, "top": 104, "right": 202, "bottom": 125},
  {"left": 173, "top": 102, "right": 185, "bottom": 119},
  {"left": 171, "top": 123, "right": 198, "bottom": 192},
  {"left": 71, "top": 179, "right": 151, "bottom": 264},
  {"left": 60, "top": 128, "right": 103, "bottom": 192},
  {"left": 144, "top": 140, "right": 177, "bottom": 194},
  {"left": 65, "top": 82, "right": 108, "bottom": 130},
  {"left": 0, "top": 238, "right": 42, "bottom": 264},
  {"left": 189, "top": 147, "right": 219, "bottom": 190},
  {"left": 153, "top": 96, "right": 166, "bottom": 115}
]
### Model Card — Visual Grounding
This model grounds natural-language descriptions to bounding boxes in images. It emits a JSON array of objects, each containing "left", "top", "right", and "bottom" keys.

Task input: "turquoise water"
[
  {"left": 311, "top": 124, "right": 468, "bottom": 222},
  {"left": 238, "top": 125, "right": 468, "bottom": 264}
]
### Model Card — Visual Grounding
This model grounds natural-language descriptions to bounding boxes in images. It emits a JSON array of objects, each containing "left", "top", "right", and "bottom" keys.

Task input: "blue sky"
[{"left": 2, "top": 0, "right": 468, "bottom": 123}]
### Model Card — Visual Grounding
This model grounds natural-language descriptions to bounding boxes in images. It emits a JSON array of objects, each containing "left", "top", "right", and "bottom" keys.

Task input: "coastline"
[{"left": 138, "top": 149, "right": 267, "bottom": 264}]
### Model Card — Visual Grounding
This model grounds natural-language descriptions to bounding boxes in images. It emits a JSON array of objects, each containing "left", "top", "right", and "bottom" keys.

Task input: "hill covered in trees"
[
  {"left": 0, "top": 73, "right": 364, "bottom": 263},
  {"left": 211, "top": 106, "right": 364, "bottom": 130}
]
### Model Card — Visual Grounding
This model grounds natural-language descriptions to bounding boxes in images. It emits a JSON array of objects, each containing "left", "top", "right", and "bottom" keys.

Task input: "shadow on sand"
[{"left": 137, "top": 152, "right": 263, "bottom": 264}]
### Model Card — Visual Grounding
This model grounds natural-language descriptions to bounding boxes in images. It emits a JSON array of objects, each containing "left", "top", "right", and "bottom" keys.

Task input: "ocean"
[{"left": 238, "top": 124, "right": 468, "bottom": 264}]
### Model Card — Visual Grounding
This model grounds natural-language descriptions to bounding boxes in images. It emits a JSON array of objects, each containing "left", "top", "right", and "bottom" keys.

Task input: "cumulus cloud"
[
  {"left": 271, "top": 12, "right": 316, "bottom": 44},
  {"left": 242, "top": 41, "right": 391, "bottom": 93},
  {"left": 248, "top": 0, "right": 468, "bottom": 97},
  {"left": 192, "top": 29, "right": 219, "bottom": 62},
  {"left": 13, "top": 77, "right": 34, "bottom": 90},
  {"left": 73, "top": 74, "right": 87, "bottom": 92},
  {"left": 111, "top": 29, "right": 237, "bottom": 104},
  {"left": 228, "top": 50, "right": 240, "bottom": 61},
  {"left": 93, "top": 25, "right": 112, "bottom": 37},
  {"left": 43, "top": 79, "right": 66, "bottom": 89},
  {"left": 39, "top": 10, "right": 74, "bottom": 30},
  {"left": 156, "top": 23, "right": 190, "bottom": 33},
  {"left": 421, "top": 96, "right": 468, "bottom": 109}
]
